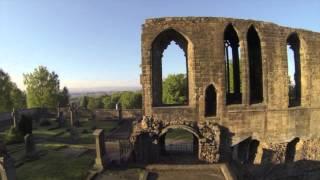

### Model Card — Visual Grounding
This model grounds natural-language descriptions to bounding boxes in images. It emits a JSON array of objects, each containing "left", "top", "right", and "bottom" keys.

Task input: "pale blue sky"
[{"left": 0, "top": 0, "right": 319, "bottom": 91}]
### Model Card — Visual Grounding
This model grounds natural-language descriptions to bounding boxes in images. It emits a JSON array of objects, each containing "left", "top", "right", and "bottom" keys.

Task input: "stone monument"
[{"left": 93, "top": 129, "right": 107, "bottom": 170}]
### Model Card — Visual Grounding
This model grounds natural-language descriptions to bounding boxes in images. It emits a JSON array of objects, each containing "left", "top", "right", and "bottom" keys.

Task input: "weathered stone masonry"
[{"left": 131, "top": 17, "right": 320, "bottom": 164}]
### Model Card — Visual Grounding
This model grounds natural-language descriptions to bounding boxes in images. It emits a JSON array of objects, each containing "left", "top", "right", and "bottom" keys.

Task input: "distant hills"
[{"left": 69, "top": 86, "right": 141, "bottom": 97}]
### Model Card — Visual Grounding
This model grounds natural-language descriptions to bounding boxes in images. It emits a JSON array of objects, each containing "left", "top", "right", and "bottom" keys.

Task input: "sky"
[{"left": 0, "top": 0, "right": 319, "bottom": 92}]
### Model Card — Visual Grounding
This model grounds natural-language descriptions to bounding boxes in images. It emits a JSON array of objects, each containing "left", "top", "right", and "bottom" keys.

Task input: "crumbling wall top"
[{"left": 143, "top": 16, "right": 319, "bottom": 34}]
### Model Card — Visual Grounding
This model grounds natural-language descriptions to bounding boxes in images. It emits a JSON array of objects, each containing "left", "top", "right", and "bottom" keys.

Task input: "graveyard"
[
  {"left": 0, "top": 111, "right": 120, "bottom": 180},
  {"left": 0, "top": 107, "right": 204, "bottom": 180}
]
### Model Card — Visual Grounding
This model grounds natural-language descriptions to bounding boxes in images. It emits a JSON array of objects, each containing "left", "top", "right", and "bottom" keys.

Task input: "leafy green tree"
[
  {"left": 87, "top": 97, "right": 103, "bottom": 110},
  {"left": 119, "top": 91, "right": 142, "bottom": 109},
  {"left": 0, "top": 69, "right": 13, "bottom": 112},
  {"left": 102, "top": 95, "right": 113, "bottom": 109},
  {"left": 80, "top": 96, "right": 89, "bottom": 109},
  {"left": 10, "top": 84, "right": 27, "bottom": 109},
  {"left": 162, "top": 73, "right": 187, "bottom": 104},
  {"left": 59, "top": 86, "right": 70, "bottom": 107},
  {"left": 0, "top": 69, "right": 26, "bottom": 112},
  {"left": 110, "top": 93, "right": 121, "bottom": 108},
  {"left": 24, "top": 66, "right": 60, "bottom": 108}
]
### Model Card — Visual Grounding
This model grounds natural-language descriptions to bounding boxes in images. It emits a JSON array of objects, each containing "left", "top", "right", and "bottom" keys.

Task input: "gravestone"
[
  {"left": 116, "top": 103, "right": 122, "bottom": 121},
  {"left": 24, "top": 134, "right": 36, "bottom": 158},
  {"left": 18, "top": 115, "right": 32, "bottom": 136},
  {"left": 74, "top": 108, "right": 80, "bottom": 127},
  {"left": 0, "top": 142, "right": 16, "bottom": 180},
  {"left": 93, "top": 129, "right": 107, "bottom": 170},
  {"left": 56, "top": 103, "right": 61, "bottom": 118},
  {"left": 69, "top": 105, "right": 74, "bottom": 127},
  {"left": 57, "top": 112, "right": 65, "bottom": 128},
  {"left": 10, "top": 108, "right": 18, "bottom": 128}
]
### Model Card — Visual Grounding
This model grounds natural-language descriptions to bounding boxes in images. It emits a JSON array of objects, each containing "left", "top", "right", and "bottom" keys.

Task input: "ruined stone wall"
[{"left": 140, "top": 17, "right": 320, "bottom": 151}]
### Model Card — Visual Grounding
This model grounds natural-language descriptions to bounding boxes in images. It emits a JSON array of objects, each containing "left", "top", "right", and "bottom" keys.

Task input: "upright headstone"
[
  {"left": 69, "top": 105, "right": 74, "bottom": 127},
  {"left": 116, "top": 103, "right": 122, "bottom": 121},
  {"left": 18, "top": 115, "right": 32, "bottom": 136},
  {"left": 93, "top": 129, "right": 107, "bottom": 170},
  {"left": 24, "top": 134, "right": 36, "bottom": 158},
  {"left": 74, "top": 107, "right": 80, "bottom": 127},
  {"left": 0, "top": 142, "right": 16, "bottom": 180},
  {"left": 56, "top": 103, "right": 61, "bottom": 119},
  {"left": 57, "top": 112, "right": 64, "bottom": 127},
  {"left": 11, "top": 108, "right": 18, "bottom": 128}
]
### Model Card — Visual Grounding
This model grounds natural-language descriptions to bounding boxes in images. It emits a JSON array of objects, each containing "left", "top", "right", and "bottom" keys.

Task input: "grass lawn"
[
  {"left": 16, "top": 146, "right": 94, "bottom": 180},
  {"left": 32, "top": 119, "right": 119, "bottom": 144},
  {"left": 2, "top": 118, "right": 121, "bottom": 180}
]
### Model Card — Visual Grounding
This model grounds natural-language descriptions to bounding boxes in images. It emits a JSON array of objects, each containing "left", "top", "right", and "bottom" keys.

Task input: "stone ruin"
[{"left": 130, "top": 17, "right": 320, "bottom": 165}]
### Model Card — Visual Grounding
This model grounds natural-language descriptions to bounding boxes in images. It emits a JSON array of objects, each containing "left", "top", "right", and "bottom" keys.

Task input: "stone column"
[
  {"left": 24, "top": 134, "right": 36, "bottom": 158},
  {"left": 93, "top": 129, "right": 106, "bottom": 170}
]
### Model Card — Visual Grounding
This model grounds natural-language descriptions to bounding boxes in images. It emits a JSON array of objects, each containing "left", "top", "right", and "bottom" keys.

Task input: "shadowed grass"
[{"left": 16, "top": 150, "right": 93, "bottom": 180}]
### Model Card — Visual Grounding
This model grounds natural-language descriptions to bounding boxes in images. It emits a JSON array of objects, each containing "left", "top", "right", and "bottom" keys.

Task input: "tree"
[
  {"left": 102, "top": 95, "right": 113, "bottom": 109},
  {"left": 10, "top": 84, "right": 27, "bottom": 109},
  {"left": 162, "top": 73, "right": 187, "bottom": 104},
  {"left": 102, "top": 93, "right": 121, "bottom": 109},
  {"left": 80, "top": 96, "right": 89, "bottom": 109},
  {"left": 24, "top": 66, "right": 60, "bottom": 108},
  {"left": 87, "top": 97, "right": 103, "bottom": 110},
  {"left": 119, "top": 91, "right": 142, "bottom": 109},
  {"left": 0, "top": 69, "right": 13, "bottom": 112},
  {"left": 109, "top": 93, "right": 121, "bottom": 108},
  {"left": 59, "top": 86, "right": 70, "bottom": 107},
  {"left": 0, "top": 69, "right": 26, "bottom": 112}
]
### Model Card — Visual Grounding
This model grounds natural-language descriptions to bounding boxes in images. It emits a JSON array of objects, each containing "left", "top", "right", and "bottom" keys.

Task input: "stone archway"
[
  {"left": 130, "top": 116, "right": 222, "bottom": 164},
  {"left": 158, "top": 125, "right": 200, "bottom": 164}
]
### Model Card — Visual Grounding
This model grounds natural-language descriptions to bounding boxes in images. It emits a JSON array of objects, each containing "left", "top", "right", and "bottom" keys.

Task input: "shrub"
[{"left": 4, "top": 126, "right": 23, "bottom": 144}]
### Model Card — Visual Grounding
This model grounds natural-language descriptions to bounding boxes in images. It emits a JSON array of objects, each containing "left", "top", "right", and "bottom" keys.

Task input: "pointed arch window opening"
[
  {"left": 151, "top": 29, "right": 189, "bottom": 107},
  {"left": 161, "top": 40, "right": 188, "bottom": 105},
  {"left": 287, "top": 34, "right": 301, "bottom": 107},
  {"left": 224, "top": 25, "right": 242, "bottom": 105},
  {"left": 247, "top": 27, "right": 263, "bottom": 104},
  {"left": 205, "top": 85, "right": 217, "bottom": 117}
]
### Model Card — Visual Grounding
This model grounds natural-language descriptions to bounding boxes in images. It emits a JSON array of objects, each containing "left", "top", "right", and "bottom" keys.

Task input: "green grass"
[
  {"left": 4, "top": 118, "right": 120, "bottom": 180},
  {"left": 16, "top": 150, "right": 93, "bottom": 180},
  {"left": 165, "top": 129, "right": 194, "bottom": 141}
]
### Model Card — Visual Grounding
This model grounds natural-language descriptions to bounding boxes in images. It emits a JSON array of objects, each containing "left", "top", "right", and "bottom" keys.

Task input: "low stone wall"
[
  {"left": 0, "top": 108, "right": 43, "bottom": 131},
  {"left": 94, "top": 109, "right": 142, "bottom": 120},
  {"left": 0, "top": 108, "right": 142, "bottom": 131}
]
